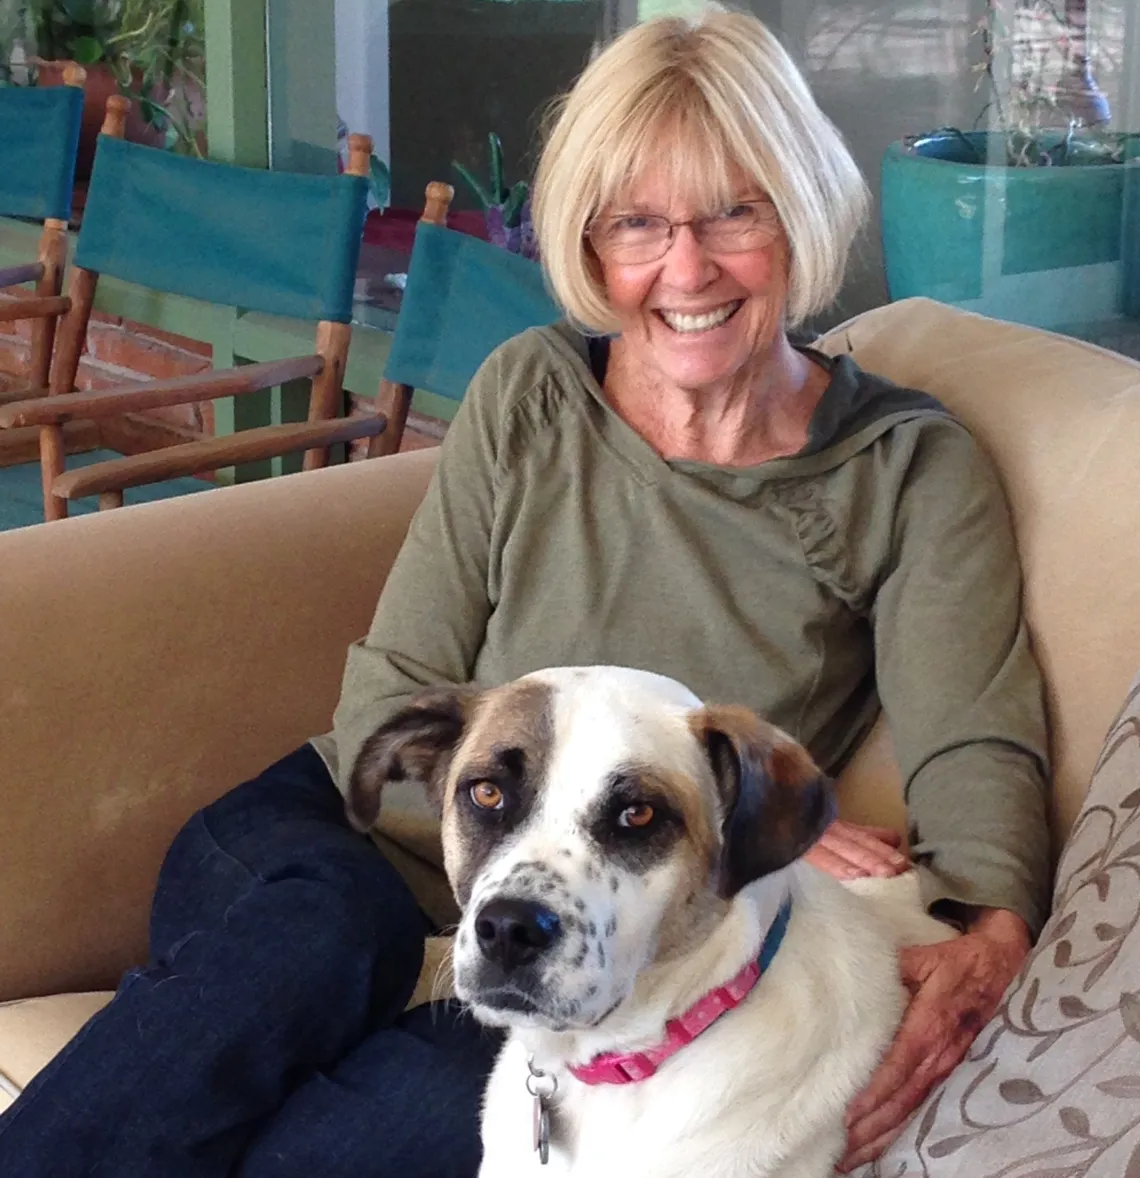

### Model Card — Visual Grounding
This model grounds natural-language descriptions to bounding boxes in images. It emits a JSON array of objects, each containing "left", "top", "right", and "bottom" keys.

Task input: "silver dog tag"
[
  {"left": 533, "top": 1092, "right": 551, "bottom": 1164},
  {"left": 526, "top": 1055, "right": 557, "bottom": 1167}
]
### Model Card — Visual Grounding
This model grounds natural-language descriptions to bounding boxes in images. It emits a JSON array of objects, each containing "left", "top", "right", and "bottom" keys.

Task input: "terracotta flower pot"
[{"left": 36, "top": 59, "right": 166, "bottom": 181}]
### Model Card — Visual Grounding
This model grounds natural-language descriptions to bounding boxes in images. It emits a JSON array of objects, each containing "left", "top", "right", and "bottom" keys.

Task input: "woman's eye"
[
  {"left": 613, "top": 214, "right": 655, "bottom": 233},
  {"left": 617, "top": 802, "right": 656, "bottom": 829},
  {"left": 720, "top": 203, "right": 755, "bottom": 221},
  {"left": 469, "top": 782, "right": 505, "bottom": 811}
]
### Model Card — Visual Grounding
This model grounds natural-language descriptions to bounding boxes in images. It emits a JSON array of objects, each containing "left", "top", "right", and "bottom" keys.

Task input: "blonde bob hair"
[{"left": 533, "top": 5, "right": 868, "bottom": 332}]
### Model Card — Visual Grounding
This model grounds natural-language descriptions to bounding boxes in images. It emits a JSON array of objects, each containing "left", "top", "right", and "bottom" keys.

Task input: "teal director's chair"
[
  {"left": 0, "top": 68, "right": 86, "bottom": 415},
  {"left": 370, "top": 181, "right": 561, "bottom": 456},
  {"left": 0, "top": 97, "right": 385, "bottom": 521}
]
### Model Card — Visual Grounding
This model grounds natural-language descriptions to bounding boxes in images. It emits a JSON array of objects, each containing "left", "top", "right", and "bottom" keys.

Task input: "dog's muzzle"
[{"left": 456, "top": 896, "right": 567, "bottom": 1018}]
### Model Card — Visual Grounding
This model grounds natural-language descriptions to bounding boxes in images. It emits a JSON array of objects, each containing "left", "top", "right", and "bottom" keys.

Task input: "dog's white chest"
[{"left": 479, "top": 1020, "right": 862, "bottom": 1178}]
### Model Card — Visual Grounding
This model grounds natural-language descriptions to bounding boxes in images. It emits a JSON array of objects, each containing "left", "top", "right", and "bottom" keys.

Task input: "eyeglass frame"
[{"left": 585, "top": 199, "right": 781, "bottom": 264}]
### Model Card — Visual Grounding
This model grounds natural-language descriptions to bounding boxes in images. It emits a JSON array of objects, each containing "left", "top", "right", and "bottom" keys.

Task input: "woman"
[{"left": 0, "top": 8, "right": 1048, "bottom": 1177}]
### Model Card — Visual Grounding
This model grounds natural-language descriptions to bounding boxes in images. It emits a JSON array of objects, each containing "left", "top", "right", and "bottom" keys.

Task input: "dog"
[{"left": 347, "top": 666, "right": 954, "bottom": 1178}]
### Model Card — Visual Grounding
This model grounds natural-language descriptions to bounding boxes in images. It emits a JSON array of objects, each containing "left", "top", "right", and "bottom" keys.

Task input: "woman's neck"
[{"left": 603, "top": 335, "right": 830, "bottom": 467}]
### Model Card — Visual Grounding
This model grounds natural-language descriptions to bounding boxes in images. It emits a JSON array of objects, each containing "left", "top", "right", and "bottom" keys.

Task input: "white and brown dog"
[{"left": 348, "top": 666, "right": 953, "bottom": 1178}]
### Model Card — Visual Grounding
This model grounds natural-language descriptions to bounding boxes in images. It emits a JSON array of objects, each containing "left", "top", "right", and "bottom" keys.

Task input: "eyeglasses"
[{"left": 587, "top": 200, "right": 781, "bottom": 265}]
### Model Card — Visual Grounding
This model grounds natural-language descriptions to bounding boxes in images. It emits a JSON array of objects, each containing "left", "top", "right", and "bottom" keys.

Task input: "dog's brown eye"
[
  {"left": 470, "top": 782, "right": 505, "bottom": 811},
  {"left": 618, "top": 803, "right": 655, "bottom": 829}
]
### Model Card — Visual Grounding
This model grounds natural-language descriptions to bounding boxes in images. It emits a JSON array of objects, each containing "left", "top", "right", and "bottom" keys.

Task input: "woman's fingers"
[
  {"left": 802, "top": 842, "right": 867, "bottom": 880},
  {"left": 804, "top": 820, "right": 909, "bottom": 880},
  {"left": 843, "top": 994, "right": 965, "bottom": 1168},
  {"left": 838, "top": 925, "right": 1029, "bottom": 1172},
  {"left": 856, "top": 825, "right": 904, "bottom": 848}
]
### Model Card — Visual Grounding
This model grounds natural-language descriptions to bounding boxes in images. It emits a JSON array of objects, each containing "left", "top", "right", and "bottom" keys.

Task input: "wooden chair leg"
[
  {"left": 303, "top": 321, "right": 353, "bottom": 472},
  {"left": 28, "top": 219, "right": 69, "bottom": 389},
  {"left": 40, "top": 425, "right": 68, "bottom": 522},
  {"left": 49, "top": 268, "right": 97, "bottom": 397},
  {"left": 368, "top": 379, "right": 413, "bottom": 459}
]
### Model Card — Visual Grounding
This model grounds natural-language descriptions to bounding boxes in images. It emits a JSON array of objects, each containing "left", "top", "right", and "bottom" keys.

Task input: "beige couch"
[{"left": 2, "top": 298, "right": 1139, "bottom": 1142}]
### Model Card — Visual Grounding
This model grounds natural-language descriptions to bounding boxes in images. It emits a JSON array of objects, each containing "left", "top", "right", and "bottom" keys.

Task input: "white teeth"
[{"left": 659, "top": 302, "right": 740, "bottom": 333}]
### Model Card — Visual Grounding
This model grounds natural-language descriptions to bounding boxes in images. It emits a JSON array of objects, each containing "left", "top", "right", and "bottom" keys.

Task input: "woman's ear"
[
  {"left": 346, "top": 687, "right": 479, "bottom": 832},
  {"left": 689, "top": 705, "right": 836, "bottom": 898}
]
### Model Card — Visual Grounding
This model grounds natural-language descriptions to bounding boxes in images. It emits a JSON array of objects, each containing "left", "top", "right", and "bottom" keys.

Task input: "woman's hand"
[
  {"left": 803, "top": 820, "right": 910, "bottom": 880},
  {"left": 837, "top": 908, "right": 1032, "bottom": 1172}
]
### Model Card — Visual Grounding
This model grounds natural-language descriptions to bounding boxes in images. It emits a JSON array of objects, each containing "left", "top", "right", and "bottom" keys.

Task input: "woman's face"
[{"left": 594, "top": 166, "right": 791, "bottom": 394}]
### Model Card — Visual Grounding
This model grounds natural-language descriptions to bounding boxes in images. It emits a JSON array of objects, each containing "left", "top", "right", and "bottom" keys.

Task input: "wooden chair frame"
[
  {"left": 0, "top": 100, "right": 384, "bottom": 520},
  {"left": 368, "top": 180, "right": 455, "bottom": 458},
  {"left": 0, "top": 65, "right": 95, "bottom": 468}
]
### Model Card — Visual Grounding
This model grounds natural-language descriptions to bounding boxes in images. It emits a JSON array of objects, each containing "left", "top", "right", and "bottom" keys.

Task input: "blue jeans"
[{"left": 0, "top": 745, "right": 500, "bottom": 1178}]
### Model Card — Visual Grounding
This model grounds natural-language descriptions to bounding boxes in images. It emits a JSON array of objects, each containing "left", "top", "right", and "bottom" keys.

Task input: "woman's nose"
[{"left": 659, "top": 223, "right": 718, "bottom": 289}]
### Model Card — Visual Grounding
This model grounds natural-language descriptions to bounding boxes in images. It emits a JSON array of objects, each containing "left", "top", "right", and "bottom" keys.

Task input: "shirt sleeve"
[
  {"left": 870, "top": 420, "right": 1052, "bottom": 936},
  {"left": 322, "top": 350, "right": 505, "bottom": 792}
]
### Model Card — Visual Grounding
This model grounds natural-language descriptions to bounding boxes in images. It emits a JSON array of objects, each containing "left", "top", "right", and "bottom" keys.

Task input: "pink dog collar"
[{"left": 568, "top": 897, "right": 793, "bottom": 1086}]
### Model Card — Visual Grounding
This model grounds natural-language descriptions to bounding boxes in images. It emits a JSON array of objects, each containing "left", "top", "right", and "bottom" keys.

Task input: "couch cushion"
[
  {"left": 0, "top": 448, "right": 437, "bottom": 1003},
  {"left": 821, "top": 299, "right": 1140, "bottom": 847},
  {"left": 0, "top": 991, "right": 113, "bottom": 1114},
  {"left": 863, "top": 671, "right": 1140, "bottom": 1175}
]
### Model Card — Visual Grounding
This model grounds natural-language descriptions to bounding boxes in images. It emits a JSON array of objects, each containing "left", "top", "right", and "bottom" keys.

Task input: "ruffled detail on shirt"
[{"left": 768, "top": 481, "right": 869, "bottom": 612}]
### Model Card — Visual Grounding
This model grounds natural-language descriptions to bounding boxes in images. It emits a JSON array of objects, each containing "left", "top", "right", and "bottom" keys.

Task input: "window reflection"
[{"left": 386, "top": 0, "right": 604, "bottom": 212}]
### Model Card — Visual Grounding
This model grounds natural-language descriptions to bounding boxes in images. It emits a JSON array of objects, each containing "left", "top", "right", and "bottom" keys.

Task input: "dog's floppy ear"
[
  {"left": 346, "top": 687, "right": 479, "bottom": 832},
  {"left": 689, "top": 705, "right": 836, "bottom": 898}
]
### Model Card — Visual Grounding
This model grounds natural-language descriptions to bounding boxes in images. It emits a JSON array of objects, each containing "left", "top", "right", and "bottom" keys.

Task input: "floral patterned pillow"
[{"left": 866, "top": 673, "right": 1140, "bottom": 1177}]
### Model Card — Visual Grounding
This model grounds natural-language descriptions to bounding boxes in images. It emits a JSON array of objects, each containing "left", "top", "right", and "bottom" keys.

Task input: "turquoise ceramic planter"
[{"left": 881, "top": 131, "right": 1129, "bottom": 306}]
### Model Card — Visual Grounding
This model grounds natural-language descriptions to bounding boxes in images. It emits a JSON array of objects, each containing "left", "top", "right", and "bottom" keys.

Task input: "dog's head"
[{"left": 347, "top": 666, "right": 834, "bottom": 1031}]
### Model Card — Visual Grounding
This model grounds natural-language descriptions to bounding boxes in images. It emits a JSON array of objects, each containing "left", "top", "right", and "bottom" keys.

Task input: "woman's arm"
[
  {"left": 871, "top": 420, "right": 1051, "bottom": 936},
  {"left": 840, "top": 419, "right": 1049, "bottom": 1168},
  {"left": 327, "top": 352, "right": 507, "bottom": 790}
]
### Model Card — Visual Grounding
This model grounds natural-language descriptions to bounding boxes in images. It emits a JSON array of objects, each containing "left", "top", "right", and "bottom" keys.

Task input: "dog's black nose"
[{"left": 475, "top": 898, "right": 562, "bottom": 970}]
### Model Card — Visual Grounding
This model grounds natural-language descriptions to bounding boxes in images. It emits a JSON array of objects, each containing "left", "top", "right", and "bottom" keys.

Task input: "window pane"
[
  {"left": 337, "top": 0, "right": 606, "bottom": 215},
  {"left": 631, "top": 1, "right": 1140, "bottom": 353}
]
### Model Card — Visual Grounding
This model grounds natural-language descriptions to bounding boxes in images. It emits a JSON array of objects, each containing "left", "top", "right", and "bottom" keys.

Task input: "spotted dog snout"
[{"left": 475, "top": 897, "right": 563, "bottom": 970}]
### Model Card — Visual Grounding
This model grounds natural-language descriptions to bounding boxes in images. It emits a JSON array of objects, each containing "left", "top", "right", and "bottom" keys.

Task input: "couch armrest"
[{"left": 0, "top": 449, "right": 436, "bottom": 1002}]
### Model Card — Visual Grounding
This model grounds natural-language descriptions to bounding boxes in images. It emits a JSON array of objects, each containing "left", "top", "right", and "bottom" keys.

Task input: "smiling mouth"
[{"left": 657, "top": 300, "right": 743, "bottom": 335}]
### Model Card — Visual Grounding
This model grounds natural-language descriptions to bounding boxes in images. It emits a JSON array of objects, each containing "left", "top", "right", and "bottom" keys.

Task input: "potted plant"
[
  {"left": 452, "top": 132, "right": 538, "bottom": 260},
  {"left": 25, "top": 0, "right": 206, "bottom": 175},
  {"left": 880, "top": 0, "right": 1139, "bottom": 324}
]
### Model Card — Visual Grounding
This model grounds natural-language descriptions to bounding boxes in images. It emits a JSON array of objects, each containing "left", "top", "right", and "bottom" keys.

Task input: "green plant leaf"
[
  {"left": 451, "top": 160, "right": 493, "bottom": 210},
  {"left": 141, "top": 100, "right": 167, "bottom": 129},
  {"left": 502, "top": 179, "right": 529, "bottom": 228},
  {"left": 70, "top": 34, "right": 107, "bottom": 64},
  {"left": 488, "top": 132, "right": 504, "bottom": 202},
  {"left": 57, "top": 0, "right": 101, "bottom": 28},
  {"left": 368, "top": 155, "right": 391, "bottom": 211}
]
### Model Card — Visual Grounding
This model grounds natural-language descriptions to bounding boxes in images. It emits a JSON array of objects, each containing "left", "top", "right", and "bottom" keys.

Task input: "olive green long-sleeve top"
[{"left": 313, "top": 322, "right": 1051, "bottom": 935}]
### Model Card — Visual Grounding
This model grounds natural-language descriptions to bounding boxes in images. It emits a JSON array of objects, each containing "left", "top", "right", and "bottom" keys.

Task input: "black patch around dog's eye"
[
  {"left": 456, "top": 746, "right": 529, "bottom": 823},
  {"left": 451, "top": 744, "right": 543, "bottom": 907},
  {"left": 585, "top": 772, "right": 683, "bottom": 873}
]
